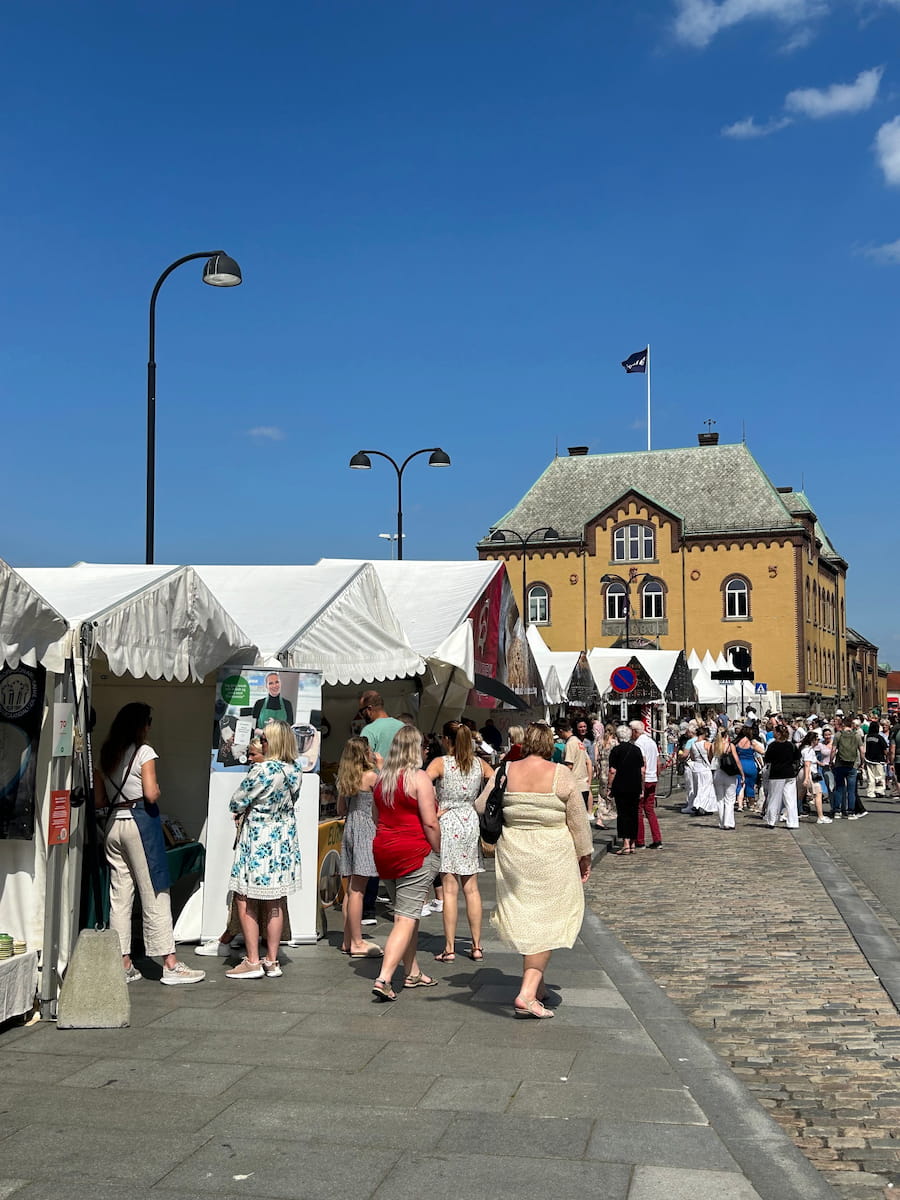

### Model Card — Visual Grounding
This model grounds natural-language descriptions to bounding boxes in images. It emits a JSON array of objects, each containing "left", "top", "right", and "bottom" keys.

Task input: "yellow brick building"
[{"left": 476, "top": 437, "right": 850, "bottom": 714}]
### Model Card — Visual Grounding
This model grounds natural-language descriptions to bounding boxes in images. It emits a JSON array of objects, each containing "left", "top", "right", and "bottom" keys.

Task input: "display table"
[
  {"left": 85, "top": 842, "right": 206, "bottom": 928},
  {"left": 0, "top": 951, "right": 38, "bottom": 1024}
]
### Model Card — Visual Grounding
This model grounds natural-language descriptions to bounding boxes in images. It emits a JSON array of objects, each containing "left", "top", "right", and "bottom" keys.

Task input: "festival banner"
[{"left": 0, "top": 663, "right": 46, "bottom": 840}]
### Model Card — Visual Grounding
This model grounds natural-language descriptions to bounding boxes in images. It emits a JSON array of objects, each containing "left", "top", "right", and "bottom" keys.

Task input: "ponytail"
[{"left": 443, "top": 720, "right": 474, "bottom": 774}]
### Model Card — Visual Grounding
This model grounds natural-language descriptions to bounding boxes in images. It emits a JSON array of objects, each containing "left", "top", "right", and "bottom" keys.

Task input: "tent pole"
[{"left": 40, "top": 664, "right": 72, "bottom": 1019}]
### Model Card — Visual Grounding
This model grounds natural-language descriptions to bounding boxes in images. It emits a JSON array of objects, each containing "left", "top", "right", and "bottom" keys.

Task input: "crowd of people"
[{"left": 92, "top": 690, "right": 898, "bottom": 1008}]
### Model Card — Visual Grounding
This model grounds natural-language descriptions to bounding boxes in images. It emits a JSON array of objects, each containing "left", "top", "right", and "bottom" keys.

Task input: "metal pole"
[
  {"left": 522, "top": 542, "right": 528, "bottom": 629},
  {"left": 396, "top": 465, "right": 404, "bottom": 561},
  {"left": 40, "top": 665, "right": 72, "bottom": 1018},
  {"left": 146, "top": 251, "right": 222, "bottom": 565},
  {"left": 646, "top": 343, "right": 651, "bottom": 452},
  {"left": 625, "top": 593, "right": 631, "bottom": 650}
]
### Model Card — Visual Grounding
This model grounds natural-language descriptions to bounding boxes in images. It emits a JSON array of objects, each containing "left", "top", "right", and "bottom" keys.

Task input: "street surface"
[
  {"left": 587, "top": 789, "right": 900, "bottom": 1200},
  {"left": 0, "top": 850, "right": 831, "bottom": 1200}
]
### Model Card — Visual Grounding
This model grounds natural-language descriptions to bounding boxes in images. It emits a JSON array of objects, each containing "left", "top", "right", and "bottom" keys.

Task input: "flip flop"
[{"left": 350, "top": 945, "right": 383, "bottom": 959}]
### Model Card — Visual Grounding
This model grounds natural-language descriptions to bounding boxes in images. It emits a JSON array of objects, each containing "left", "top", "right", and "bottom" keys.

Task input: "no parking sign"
[{"left": 610, "top": 666, "right": 637, "bottom": 694}]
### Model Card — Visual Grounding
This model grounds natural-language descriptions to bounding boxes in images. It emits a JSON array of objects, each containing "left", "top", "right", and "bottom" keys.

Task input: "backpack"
[{"left": 836, "top": 730, "right": 859, "bottom": 765}]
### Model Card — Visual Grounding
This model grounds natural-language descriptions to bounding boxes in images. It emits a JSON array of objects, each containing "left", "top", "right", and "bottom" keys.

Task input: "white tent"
[
  {"left": 193, "top": 562, "right": 425, "bottom": 685},
  {"left": 525, "top": 625, "right": 568, "bottom": 707},
  {"left": 691, "top": 661, "right": 726, "bottom": 705},
  {"left": 687, "top": 648, "right": 702, "bottom": 671},
  {"left": 0, "top": 558, "right": 69, "bottom": 673},
  {"left": 587, "top": 648, "right": 686, "bottom": 699}
]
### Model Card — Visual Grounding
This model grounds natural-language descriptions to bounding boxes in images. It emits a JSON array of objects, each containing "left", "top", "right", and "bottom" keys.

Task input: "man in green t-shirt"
[{"left": 358, "top": 690, "right": 405, "bottom": 764}]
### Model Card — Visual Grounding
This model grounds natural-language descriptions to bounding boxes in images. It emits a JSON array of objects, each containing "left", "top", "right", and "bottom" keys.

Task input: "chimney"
[
  {"left": 697, "top": 431, "right": 719, "bottom": 446},
  {"left": 776, "top": 486, "right": 793, "bottom": 494},
  {"left": 567, "top": 446, "right": 589, "bottom": 456}
]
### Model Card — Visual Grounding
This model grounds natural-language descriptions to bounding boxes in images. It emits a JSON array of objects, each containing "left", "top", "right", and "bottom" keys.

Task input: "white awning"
[
  {"left": 526, "top": 626, "right": 574, "bottom": 704},
  {"left": 194, "top": 562, "right": 425, "bottom": 686},
  {"left": 17, "top": 564, "right": 257, "bottom": 682},
  {"left": 588, "top": 647, "right": 686, "bottom": 698},
  {"left": 0, "top": 559, "right": 69, "bottom": 672}
]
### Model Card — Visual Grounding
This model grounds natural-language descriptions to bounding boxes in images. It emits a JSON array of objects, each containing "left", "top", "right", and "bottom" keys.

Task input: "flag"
[{"left": 621, "top": 348, "right": 647, "bottom": 374}]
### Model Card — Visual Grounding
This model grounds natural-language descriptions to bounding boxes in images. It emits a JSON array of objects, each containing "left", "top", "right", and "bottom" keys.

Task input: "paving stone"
[
  {"left": 627, "top": 1165, "right": 762, "bottom": 1200},
  {"left": 0, "top": 1125, "right": 209, "bottom": 1186},
  {"left": 365, "top": 1041, "right": 577, "bottom": 1081},
  {"left": 57, "top": 1056, "right": 252, "bottom": 1096},
  {"left": 0, "top": 1084, "right": 233, "bottom": 1134},
  {"left": 586, "top": 1120, "right": 739, "bottom": 1169},
  {"left": 185, "top": 1030, "right": 388, "bottom": 1069},
  {"left": 509, "top": 1079, "right": 706, "bottom": 1123},
  {"left": 371, "top": 1150, "right": 631, "bottom": 1200},
  {"left": 417, "top": 1075, "right": 521, "bottom": 1112},
  {"left": 162, "top": 1135, "right": 400, "bottom": 1199},
  {"left": 4, "top": 1025, "right": 193, "bottom": 1060},
  {"left": 199, "top": 1098, "right": 454, "bottom": 1149},
  {"left": 145, "top": 1006, "right": 305, "bottom": 1034},
  {"left": 435, "top": 1112, "right": 594, "bottom": 1158}
]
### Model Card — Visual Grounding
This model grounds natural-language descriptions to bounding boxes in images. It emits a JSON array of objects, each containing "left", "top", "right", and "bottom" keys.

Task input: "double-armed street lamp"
[
  {"left": 349, "top": 448, "right": 451, "bottom": 560},
  {"left": 600, "top": 570, "right": 655, "bottom": 649},
  {"left": 489, "top": 526, "right": 559, "bottom": 628},
  {"left": 146, "top": 251, "right": 242, "bottom": 564}
]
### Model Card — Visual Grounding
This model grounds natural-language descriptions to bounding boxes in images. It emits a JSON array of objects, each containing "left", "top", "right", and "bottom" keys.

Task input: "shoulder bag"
[{"left": 476, "top": 763, "right": 508, "bottom": 845}]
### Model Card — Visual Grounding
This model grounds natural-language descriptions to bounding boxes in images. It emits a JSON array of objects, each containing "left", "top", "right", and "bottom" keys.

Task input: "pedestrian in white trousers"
[
  {"left": 712, "top": 730, "right": 744, "bottom": 829},
  {"left": 763, "top": 777, "right": 799, "bottom": 828}
]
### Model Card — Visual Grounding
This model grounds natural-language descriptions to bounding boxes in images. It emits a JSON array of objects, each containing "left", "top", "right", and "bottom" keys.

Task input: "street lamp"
[
  {"left": 349, "top": 448, "right": 451, "bottom": 560},
  {"left": 489, "top": 526, "right": 559, "bottom": 628},
  {"left": 378, "top": 532, "right": 405, "bottom": 559},
  {"left": 146, "top": 251, "right": 242, "bottom": 564}
]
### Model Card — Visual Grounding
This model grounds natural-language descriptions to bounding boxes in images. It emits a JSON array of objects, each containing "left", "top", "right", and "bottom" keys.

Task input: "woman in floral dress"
[
  {"left": 426, "top": 721, "right": 494, "bottom": 962},
  {"left": 227, "top": 721, "right": 303, "bottom": 980}
]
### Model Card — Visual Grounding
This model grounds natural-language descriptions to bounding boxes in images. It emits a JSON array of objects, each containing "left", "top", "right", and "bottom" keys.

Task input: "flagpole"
[{"left": 646, "top": 343, "right": 651, "bottom": 451}]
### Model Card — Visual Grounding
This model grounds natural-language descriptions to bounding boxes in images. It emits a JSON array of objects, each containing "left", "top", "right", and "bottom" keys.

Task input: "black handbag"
[{"left": 478, "top": 763, "right": 508, "bottom": 845}]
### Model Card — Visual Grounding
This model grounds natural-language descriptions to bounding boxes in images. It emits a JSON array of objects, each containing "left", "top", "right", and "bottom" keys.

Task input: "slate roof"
[
  {"left": 791, "top": 490, "right": 844, "bottom": 563},
  {"left": 479, "top": 443, "right": 802, "bottom": 545}
]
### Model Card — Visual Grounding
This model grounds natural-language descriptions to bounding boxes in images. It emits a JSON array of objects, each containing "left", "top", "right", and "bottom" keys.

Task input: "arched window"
[
  {"left": 641, "top": 579, "right": 665, "bottom": 619},
  {"left": 612, "top": 522, "right": 654, "bottom": 563},
  {"left": 723, "top": 575, "right": 751, "bottom": 620},
  {"left": 805, "top": 578, "right": 811, "bottom": 621},
  {"left": 814, "top": 646, "right": 820, "bottom": 683},
  {"left": 605, "top": 582, "right": 627, "bottom": 620},
  {"left": 527, "top": 583, "right": 550, "bottom": 625}
]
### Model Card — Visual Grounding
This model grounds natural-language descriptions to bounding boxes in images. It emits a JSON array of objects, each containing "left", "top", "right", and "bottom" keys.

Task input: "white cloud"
[
  {"left": 673, "top": 0, "right": 827, "bottom": 49},
  {"left": 859, "top": 238, "right": 900, "bottom": 263},
  {"left": 721, "top": 115, "right": 793, "bottom": 137},
  {"left": 247, "top": 426, "right": 286, "bottom": 441},
  {"left": 875, "top": 115, "right": 900, "bottom": 184},
  {"left": 785, "top": 66, "right": 883, "bottom": 118}
]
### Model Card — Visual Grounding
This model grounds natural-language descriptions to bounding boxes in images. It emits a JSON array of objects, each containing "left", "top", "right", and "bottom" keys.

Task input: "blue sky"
[{"left": 1, "top": 1, "right": 897, "bottom": 663}]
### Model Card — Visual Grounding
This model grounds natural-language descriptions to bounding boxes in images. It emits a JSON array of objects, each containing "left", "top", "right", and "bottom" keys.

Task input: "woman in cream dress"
[{"left": 483, "top": 722, "right": 593, "bottom": 1019}]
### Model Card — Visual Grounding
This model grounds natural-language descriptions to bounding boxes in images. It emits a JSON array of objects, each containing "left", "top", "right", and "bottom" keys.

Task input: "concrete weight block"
[{"left": 57, "top": 930, "right": 130, "bottom": 1029}]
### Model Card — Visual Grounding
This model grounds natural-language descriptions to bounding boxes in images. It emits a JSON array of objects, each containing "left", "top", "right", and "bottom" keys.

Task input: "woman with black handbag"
[
  {"left": 95, "top": 703, "right": 205, "bottom": 986},
  {"left": 711, "top": 728, "right": 744, "bottom": 830}
]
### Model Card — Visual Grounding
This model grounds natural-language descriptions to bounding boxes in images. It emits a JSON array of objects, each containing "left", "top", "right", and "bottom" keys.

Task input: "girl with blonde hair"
[
  {"left": 427, "top": 721, "right": 493, "bottom": 962},
  {"left": 336, "top": 737, "right": 382, "bottom": 959},
  {"left": 227, "top": 721, "right": 303, "bottom": 980},
  {"left": 369, "top": 725, "right": 441, "bottom": 1000}
]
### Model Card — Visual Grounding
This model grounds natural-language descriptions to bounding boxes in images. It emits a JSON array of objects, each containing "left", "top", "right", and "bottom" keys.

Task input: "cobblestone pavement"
[{"left": 585, "top": 796, "right": 900, "bottom": 1200}]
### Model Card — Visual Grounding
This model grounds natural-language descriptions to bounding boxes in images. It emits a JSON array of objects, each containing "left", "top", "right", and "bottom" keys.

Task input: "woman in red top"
[{"left": 371, "top": 725, "right": 441, "bottom": 1001}]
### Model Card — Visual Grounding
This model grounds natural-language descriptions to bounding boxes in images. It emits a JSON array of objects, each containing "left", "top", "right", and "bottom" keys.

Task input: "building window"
[
  {"left": 527, "top": 583, "right": 550, "bottom": 625},
  {"left": 605, "top": 582, "right": 627, "bottom": 620},
  {"left": 641, "top": 579, "right": 665, "bottom": 619},
  {"left": 612, "top": 522, "right": 654, "bottom": 562},
  {"left": 723, "top": 575, "right": 751, "bottom": 620}
]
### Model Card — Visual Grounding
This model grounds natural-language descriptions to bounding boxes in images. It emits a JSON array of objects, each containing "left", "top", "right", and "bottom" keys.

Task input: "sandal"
[
  {"left": 404, "top": 973, "right": 439, "bottom": 988},
  {"left": 614, "top": 848, "right": 629, "bottom": 856},
  {"left": 433, "top": 950, "right": 455, "bottom": 962},
  {"left": 371, "top": 978, "right": 396, "bottom": 1002},
  {"left": 514, "top": 998, "right": 554, "bottom": 1020},
  {"left": 468, "top": 946, "right": 484, "bottom": 961},
  {"left": 349, "top": 945, "right": 383, "bottom": 959}
]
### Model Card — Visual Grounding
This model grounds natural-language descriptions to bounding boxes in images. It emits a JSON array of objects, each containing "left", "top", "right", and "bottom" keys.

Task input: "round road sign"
[{"left": 610, "top": 666, "right": 637, "bottom": 694}]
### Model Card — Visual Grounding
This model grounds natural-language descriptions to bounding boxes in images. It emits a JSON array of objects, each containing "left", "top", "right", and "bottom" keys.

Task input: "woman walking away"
[
  {"left": 227, "top": 721, "right": 303, "bottom": 980},
  {"left": 336, "top": 737, "right": 383, "bottom": 959},
  {"left": 370, "top": 725, "right": 441, "bottom": 1001},
  {"left": 95, "top": 703, "right": 205, "bottom": 986},
  {"left": 763, "top": 725, "right": 800, "bottom": 829},
  {"left": 607, "top": 724, "right": 644, "bottom": 855},
  {"left": 483, "top": 722, "right": 592, "bottom": 1019},
  {"left": 688, "top": 726, "right": 717, "bottom": 815},
  {"left": 427, "top": 721, "right": 493, "bottom": 962},
  {"left": 800, "top": 731, "right": 831, "bottom": 823},
  {"left": 712, "top": 728, "right": 744, "bottom": 830},
  {"left": 734, "top": 726, "right": 765, "bottom": 810}
]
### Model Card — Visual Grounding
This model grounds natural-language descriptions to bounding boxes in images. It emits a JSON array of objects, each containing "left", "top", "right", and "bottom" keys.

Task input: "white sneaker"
[
  {"left": 847, "top": 813, "right": 860, "bottom": 821},
  {"left": 195, "top": 939, "right": 233, "bottom": 957},
  {"left": 161, "top": 961, "right": 205, "bottom": 986},
  {"left": 816, "top": 817, "right": 833, "bottom": 824},
  {"left": 124, "top": 964, "right": 142, "bottom": 983},
  {"left": 420, "top": 905, "right": 432, "bottom": 918},
  {"left": 430, "top": 900, "right": 444, "bottom": 913},
  {"left": 361, "top": 917, "right": 377, "bottom": 926},
  {"left": 225, "top": 957, "right": 264, "bottom": 980}
]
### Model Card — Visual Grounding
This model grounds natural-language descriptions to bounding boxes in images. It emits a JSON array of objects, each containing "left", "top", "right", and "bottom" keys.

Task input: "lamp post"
[
  {"left": 378, "top": 532, "right": 405, "bottom": 559},
  {"left": 146, "top": 251, "right": 242, "bottom": 564},
  {"left": 349, "top": 448, "right": 451, "bottom": 560},
  {"left": 601, "top": 570, "right": 656, "bottom": 649},
  {"left": 489, "top": 526, "right": 559, "bottom": 628}
]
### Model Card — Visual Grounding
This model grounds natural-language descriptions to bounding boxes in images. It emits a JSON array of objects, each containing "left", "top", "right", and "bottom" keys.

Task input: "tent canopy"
[
  {"left": 17, "top": 564, "right": 258, "bottom": 682},
  {"left": 0, "top": 559, "right": 69, "bottom": 672},
  {"left": 525, "top": 626, "right": 573, "bottom": 705},
  {"left": 194, "top": 562, "right": 425, "bottom": 686}
]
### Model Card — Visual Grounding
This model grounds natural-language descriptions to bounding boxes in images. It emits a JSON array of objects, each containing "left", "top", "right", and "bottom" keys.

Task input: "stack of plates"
[
  {"left": 13, "top": 941, "right": 26, "bottom": 956},
  {"left": 0, "top": 935, "right": 12, "bottom": 960}
]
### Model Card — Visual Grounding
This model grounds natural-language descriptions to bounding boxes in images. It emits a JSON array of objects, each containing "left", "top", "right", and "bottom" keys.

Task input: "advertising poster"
[
  {"left": 467, "top": 570, "right": 503, "bottom": 708},
  {"left": 0, "top": 663, "right": 46, "bottom": 840},
  {"left": 201, "top": 666, "right": 323, "bottom": 945}
]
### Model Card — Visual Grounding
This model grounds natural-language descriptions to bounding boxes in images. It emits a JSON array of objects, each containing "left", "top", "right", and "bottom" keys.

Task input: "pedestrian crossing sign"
[{"left": 754, "top": 682, "right": 767, "bottom": 694}]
